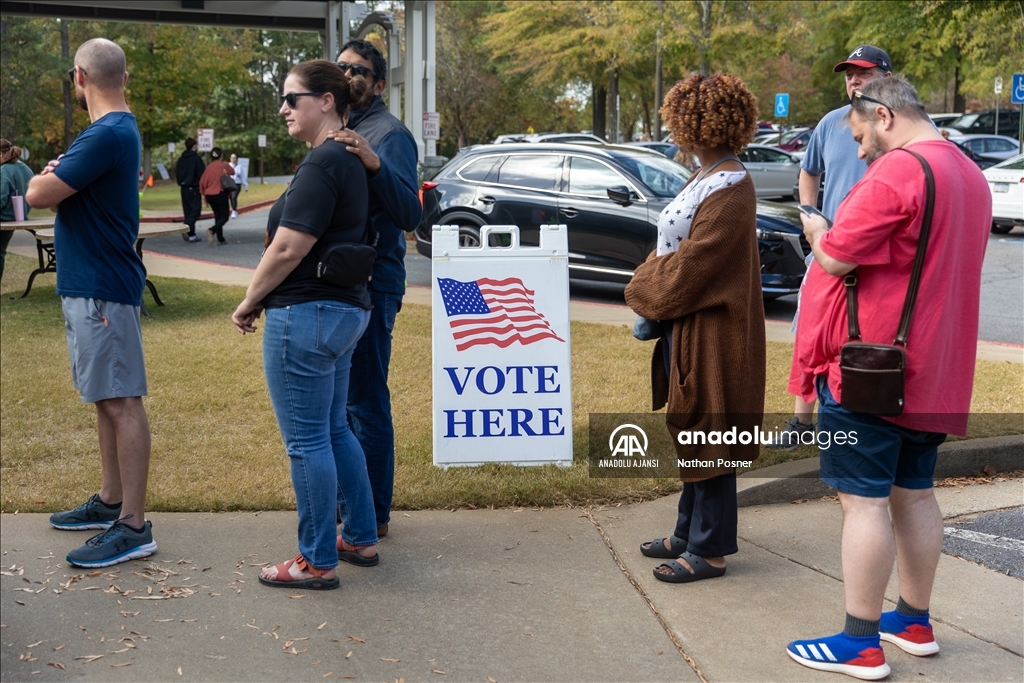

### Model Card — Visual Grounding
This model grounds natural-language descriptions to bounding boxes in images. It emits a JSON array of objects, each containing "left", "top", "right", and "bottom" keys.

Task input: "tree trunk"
[
  {"left": 593, "top": 83, "right": 607, "bottom": 141},
  {"left": 698, "top": 0, "right": 713, "bottom": 76},
  {"left": 654, "top": 31, "right": 663, "bottom": 138},
  {"left": 953, "top": 64, "right": 965, "bottom": 113},
  {"left": 608, "top": 70, "right": 619, "bottom": 143},
  {"left": 0, "top": 19, "right": 11, "bottom": 140},
  {"left": 61, "top": 19, "right": 74, "bottom": 149},
  {"left": 142, "top": 131, "right": 152, "bottom": 185}
]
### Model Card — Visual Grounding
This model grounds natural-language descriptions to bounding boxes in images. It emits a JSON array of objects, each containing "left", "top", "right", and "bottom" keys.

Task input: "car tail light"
[{"left": 419, "top": 181, "right": 439, "bottom": 207}]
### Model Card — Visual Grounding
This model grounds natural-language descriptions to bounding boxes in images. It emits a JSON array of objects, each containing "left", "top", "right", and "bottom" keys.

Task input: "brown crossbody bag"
[{"left": 838, "top": 148, "right": 934, "bottom": 417}]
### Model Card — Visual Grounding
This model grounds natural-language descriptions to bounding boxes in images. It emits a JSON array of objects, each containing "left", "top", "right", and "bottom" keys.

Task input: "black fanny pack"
[
  {"left": 317, "top": 242, "right": 376, "bottom": 287},
  {"left": 316, "top": 218, "right": 378, "bottom": 288}
]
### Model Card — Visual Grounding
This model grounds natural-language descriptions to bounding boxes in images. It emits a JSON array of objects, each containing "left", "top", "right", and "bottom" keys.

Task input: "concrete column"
[
  {"left": 388, "top": 29, "right": 403, "bottom": 120},
  {"left": 406, "top": 2, "right": 426, "bottom": 161},
  {"left": 424, "top": 0, "right": 437, "bottom": 160},
  {"left": 325, "top": 0, "right": 342, "bottom": 60}
]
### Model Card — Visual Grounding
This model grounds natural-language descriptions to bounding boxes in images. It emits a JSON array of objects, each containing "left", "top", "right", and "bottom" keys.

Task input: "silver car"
[{"left": 737, "top": 144, "right": 802, "bottom": 200}]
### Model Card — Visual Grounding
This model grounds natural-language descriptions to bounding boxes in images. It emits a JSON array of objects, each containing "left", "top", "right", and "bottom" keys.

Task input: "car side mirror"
[{"left": 607, "top": 186, "right": 633, "bottom": 205}]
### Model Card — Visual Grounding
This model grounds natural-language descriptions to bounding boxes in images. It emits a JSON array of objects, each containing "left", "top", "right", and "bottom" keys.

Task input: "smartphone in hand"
[{"left": 798, "top": 204, "right": 833, "bottom": 228}]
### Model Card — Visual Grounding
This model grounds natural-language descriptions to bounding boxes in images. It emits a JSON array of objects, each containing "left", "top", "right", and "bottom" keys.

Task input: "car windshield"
[
  {"left": 994, "top": 155, "right": 1024, "bottom": 170},
  {"left": 950, "top": 113, "right": 980, "bottom": 129},
  {"left": 779, "top": 129, "right": 806, "bottom": 143},
  {"left": 613, "top": 153, "right": 691, "bottom": 198}
]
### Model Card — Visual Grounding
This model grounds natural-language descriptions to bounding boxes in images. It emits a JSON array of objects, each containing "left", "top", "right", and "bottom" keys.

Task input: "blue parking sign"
[
  {"left": 1012, "top": 74, "right": 1024, "bottom": 105},
  {"left": 774, "top": 93, "right": 790, "bottom": 117}
]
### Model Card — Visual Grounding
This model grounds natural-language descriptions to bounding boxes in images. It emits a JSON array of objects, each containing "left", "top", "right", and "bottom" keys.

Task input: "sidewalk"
[{"left": 2, "top": 476, "right": 1021, "bottom": 682}]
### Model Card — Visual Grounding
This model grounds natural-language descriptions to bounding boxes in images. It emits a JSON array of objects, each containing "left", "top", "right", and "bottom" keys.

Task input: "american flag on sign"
[{"left": 437, "top": 277, "right": 565, "bottom": 351}]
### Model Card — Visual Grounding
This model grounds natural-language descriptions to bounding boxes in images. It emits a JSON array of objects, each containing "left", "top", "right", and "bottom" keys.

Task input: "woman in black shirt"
[{"left": 232, "top": 59, "right": 378, "bottom": 590}]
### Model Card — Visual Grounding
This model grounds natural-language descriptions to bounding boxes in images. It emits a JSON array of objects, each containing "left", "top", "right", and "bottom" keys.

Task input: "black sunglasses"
[
  {"left": 336, "top": 62, "right": 375, "bottom": 79},
  {"left": 67, "top": 65, "right": 86, "bottom": 80},
  {"left": 279, "top": 92, "right": 324, "bottom": 108},
  {"left": 854, "top": 91, "right": 894, "bottom": 119}
]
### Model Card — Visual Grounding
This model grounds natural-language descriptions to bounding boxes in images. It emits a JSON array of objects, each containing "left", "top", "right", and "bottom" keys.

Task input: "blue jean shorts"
[
  {"left": 62, "top": 297, "right": 148, "bottom": 403},
  {"left": 816, "top": 376, "right": 945, "bottom": 498}
]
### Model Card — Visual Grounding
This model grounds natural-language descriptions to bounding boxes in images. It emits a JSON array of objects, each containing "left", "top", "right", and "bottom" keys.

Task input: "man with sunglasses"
[
  {"left": 786, "top": 75, "right": 991, "bottom": 680},
  {"left": 773, "top": 46, "right": 893, "bottom": 450},
  {"left": 328, "top": 39, "right": 422, "bottom": 539},
  {"left": 26, "top": 38, "right": 157, "bottom": 568}
]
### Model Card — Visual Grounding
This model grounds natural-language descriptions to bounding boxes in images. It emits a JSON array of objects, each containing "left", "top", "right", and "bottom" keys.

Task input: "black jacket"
[{"left": 176, "top": 149, "right": 205, "bottom": 187}]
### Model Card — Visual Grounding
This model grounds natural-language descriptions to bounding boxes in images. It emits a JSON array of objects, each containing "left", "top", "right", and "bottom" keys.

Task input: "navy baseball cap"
[{"left": 834, "top": 45, "right": 892, "bottom": 73}]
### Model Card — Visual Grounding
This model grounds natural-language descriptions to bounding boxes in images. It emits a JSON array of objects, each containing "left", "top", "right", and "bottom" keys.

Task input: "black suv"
[
  {"left": 415, "top": 143, "right": 809, "bottom": 298},
  {"left": 946, "top": 109, "right": 1021, "bottom": 139}
]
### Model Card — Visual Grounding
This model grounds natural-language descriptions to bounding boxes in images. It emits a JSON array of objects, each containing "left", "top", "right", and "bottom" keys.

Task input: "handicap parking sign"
[
  {"left": 1012, "top": 74, "right": 1024, "bottom": 105},
  {"left": 775, "top": 93, "right": 790, "bottom": 117}
]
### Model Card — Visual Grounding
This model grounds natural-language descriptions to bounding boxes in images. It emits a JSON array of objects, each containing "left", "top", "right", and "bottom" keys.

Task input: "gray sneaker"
[
  {"left": 766, "top": 416, "right": 816, "bottom": 450},
  {"left": 49, "top": 493, "right": 121, "bottom": 530},
  {"left": 66, "top": 517, "right": 157, "bottom": 568}
]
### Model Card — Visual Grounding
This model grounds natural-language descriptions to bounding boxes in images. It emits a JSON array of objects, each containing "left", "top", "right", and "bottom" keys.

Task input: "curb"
[
  {"left": 139, "top": 198, "right": 278, "bottom": 223},
  {"left": 736, "top": 433, "right": 1023, "bottom": 506}
]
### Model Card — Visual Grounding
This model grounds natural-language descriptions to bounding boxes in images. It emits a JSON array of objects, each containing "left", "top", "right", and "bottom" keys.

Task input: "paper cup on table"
[{"left": 11, "top": 195, "right": 25, "bottom": 222}]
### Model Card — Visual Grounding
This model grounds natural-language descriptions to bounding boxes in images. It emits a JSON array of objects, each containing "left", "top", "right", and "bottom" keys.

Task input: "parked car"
[
  {"left": 928, "top": 113, "right": 961, "bottom": 128},
  {"left": 956, "top": 134, "right": 1021, "bottom": 162},
  {"left": 945, "top": 109, "right": 1021, "bottom": 139},
  {"left": 984, "top": 154, "right": 1024, "bottom": 234},
  {"left": 415, "top": 143, "right": 809, "bottom": 298},
  {"left": 737, "top": 145, "right": 801, "bottom": 199},
  {"left": 623, "top": 141, "right": 675, "bottom": 156},
  {"left": 493, "top": 132, "right": 606, "bottom": 144},
  {"left": 949, "top": 139, "right": 1000, "bottom": 170}
]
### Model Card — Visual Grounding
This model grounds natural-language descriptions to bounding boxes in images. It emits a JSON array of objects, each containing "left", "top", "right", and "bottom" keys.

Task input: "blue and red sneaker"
[
  {"left": 787, "top": 631, "right": 890, "bottom": 680},
  {"left": 880, "top": 609, "right": 939, "bottom": 656}
]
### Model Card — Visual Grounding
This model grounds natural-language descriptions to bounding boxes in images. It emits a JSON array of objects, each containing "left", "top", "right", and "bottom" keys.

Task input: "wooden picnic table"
[{"left": 1, "top": 218, "right": 187, "bottom": 310}]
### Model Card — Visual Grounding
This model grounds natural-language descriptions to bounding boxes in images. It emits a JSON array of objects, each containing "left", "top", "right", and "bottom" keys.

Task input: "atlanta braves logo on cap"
[{"left": 834, "top": 45, "right": 892, "bottom": 73}]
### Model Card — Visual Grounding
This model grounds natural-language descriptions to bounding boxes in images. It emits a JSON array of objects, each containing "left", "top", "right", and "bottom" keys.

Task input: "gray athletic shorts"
[{"left": 61, "top": 297, "right": 148, "bottom": 403}]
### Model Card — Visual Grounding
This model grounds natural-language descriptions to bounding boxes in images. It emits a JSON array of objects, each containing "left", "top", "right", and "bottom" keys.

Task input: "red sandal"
[
  {"left": 336, "top": 535, "right": 380, "bottom": 567},
  {"left": 258, "top": 553, "right": 339, "bottom": 590}
]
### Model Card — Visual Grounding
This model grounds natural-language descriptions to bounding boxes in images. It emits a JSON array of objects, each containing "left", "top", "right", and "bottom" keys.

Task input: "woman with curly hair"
[{"left": 625, "top": 73, "right": 766, "bottom": 584}]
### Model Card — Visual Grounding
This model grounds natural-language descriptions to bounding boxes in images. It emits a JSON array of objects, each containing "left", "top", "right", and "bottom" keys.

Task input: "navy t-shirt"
[
  {"left": 53, "top": 112, "right": 145, "bottom": 306},
  {"left": 262, "top": 141, "right": 371, "bottom": 310}
]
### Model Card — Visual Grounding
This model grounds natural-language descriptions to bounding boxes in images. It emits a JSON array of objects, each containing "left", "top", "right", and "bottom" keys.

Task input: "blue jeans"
[
  {"left": 263, "top": 301, "right": 374, "bottom": 569},
  {"left": 342, "top": 289, "right": 402, "bottom": 528}
]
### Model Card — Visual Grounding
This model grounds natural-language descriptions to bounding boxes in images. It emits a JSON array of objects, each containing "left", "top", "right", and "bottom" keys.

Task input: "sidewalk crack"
[{"left": 584, "top": 507, "right": 709, "bottom": 683}]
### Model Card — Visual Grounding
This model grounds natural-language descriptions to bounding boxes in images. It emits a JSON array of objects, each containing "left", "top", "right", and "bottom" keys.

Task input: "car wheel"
[
  {"left": 457, "top": 223, "right": 482, "bottom": 247},
  {"left": 991, "top": 222, "right": 1014, "bottom": 235}
]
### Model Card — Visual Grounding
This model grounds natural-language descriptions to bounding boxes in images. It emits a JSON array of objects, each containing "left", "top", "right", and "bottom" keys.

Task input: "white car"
[
  {"left": 737, "top": 144, "right": 802, "bottom": 199},
  {"left": 958, "top": 135, "right": 1021, "bottom": 162},
  {"left": 983, "top": 154, "right": 1024, "bottom": 234}
]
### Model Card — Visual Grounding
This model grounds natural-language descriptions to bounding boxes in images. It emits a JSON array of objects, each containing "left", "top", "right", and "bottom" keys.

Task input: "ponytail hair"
[
  {"left": 288, "top": 59, "right": 370, "bottom": 119},
  {"left": 0, "top": 139, "right": 22, "bottom": 165}
]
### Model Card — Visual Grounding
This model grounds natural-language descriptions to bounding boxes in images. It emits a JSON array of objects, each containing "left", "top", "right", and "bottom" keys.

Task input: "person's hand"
[
  {"left": 39, "top": 154, "right": 64, "bottom": 176},
  {"left": 800, "top": 213, "right": 829, "bottom": 250},
  {"left": 232, "top": 299, "right": 263, "bottom": 335},
  {"left": 326, "top": 128, "right": 380, "bottom": 174}
]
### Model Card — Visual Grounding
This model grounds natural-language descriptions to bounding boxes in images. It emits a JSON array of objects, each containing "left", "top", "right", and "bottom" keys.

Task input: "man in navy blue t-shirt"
[{"left": 27, "top": 38, "right": 157, "bottom": 569}]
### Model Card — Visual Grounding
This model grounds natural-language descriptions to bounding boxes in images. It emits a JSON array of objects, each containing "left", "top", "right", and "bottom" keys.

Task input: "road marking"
[{"left": 944, "top": 527, "right": 1024, "bottom": 553}]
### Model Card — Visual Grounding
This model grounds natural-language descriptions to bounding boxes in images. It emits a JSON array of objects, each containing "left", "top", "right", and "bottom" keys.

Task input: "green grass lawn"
[
  {"left": 140, "top": 179, "right": 288, "bottom": 212},
  {"left": 1, "top": 253, "right": 1020, "bottom": 513}
]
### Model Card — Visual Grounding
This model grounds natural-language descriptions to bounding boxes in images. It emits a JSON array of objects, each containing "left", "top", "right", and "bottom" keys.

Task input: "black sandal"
[
  {"left": 653, "top": 551, "right": 726, "bottom": 583},
  {"left": 640, "top": 535, "right": 688, "bottom": 559}
]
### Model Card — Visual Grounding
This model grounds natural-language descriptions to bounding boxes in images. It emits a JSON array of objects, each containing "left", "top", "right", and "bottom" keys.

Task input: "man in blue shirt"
[
  {"left": 772, "top": 45, "right": 892, "bottom": 447},
  {"left": 330, "top": 39, "right": 423, "bottom": 539},
  {"left": 26, "top": 38, "right": 157, "bottom": 568}
]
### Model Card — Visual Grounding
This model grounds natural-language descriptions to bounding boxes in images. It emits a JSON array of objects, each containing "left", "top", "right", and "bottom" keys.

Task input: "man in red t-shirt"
[{"left": 785, "top": 76, "right": 991, "bottom": 681}]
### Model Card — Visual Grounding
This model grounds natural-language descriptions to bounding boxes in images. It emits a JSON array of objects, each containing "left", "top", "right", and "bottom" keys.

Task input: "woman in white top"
[{"left": 625, "top": 73, "right": 766, "bottom": 584}]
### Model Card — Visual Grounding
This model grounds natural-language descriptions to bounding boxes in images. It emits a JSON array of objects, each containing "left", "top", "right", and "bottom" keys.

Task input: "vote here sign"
[{"left": 431, "top": 225, "right": 573, "bottom": 467}]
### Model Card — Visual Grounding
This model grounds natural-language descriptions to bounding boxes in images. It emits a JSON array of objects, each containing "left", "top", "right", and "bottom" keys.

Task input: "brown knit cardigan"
[{"left": 624, "top": 173, "right": 766, "bottom": 481}]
